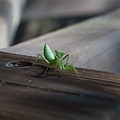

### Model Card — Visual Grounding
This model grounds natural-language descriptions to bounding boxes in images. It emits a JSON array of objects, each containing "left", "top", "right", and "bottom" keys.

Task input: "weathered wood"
[
  {"left": 1, "top": 9, "right": 120, "bottom": 73},
  {"left": 0, "top": 52, "right": 120, "bottom": 95},
  {"left": 0, "top": 52, "right": 120, "bottom": 120}
]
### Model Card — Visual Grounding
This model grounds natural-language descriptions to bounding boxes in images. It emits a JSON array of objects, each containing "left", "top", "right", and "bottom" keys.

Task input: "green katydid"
[{"left": 36, "top": 43, "right": 79, "bottom": 77}]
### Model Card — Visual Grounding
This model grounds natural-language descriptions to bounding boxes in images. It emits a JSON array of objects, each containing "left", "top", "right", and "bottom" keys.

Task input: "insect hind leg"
[{"left": 65, "top": 63, "right": 80, "bottom": 77}]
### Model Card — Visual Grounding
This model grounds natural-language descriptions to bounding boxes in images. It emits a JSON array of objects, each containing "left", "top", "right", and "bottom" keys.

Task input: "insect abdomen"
[{"left": 44, "top": 44, "right": 55, "bottom": 61}]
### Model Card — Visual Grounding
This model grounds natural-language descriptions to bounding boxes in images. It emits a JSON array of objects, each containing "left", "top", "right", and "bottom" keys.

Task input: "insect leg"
[
  {"left": 72, "top": 66, "right": 80, "bottom": 77},
  {"left": 63, "top": 54, "right": 69, "bottom": 64},
  {"left": 65, "top": 63, "right": 80, "bottom": 77},
  {"left": 42, "top": 67, "right": 49, "bottom": 76},
  {"left": 36, "top": 54, "right": 49, "bottom": 64}
]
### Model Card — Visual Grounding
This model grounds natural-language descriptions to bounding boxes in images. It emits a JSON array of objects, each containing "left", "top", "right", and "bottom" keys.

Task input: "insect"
[{"left": 36, "top": 44, "right": 79, "bottom": 77}]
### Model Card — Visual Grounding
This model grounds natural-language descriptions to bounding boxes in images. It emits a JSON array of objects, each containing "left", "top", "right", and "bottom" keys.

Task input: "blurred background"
[{"left": 0, "top": 0, "right": 120, "bottom": 49}]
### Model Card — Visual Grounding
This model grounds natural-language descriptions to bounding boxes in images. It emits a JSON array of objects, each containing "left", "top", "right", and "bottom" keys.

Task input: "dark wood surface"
[{"left": 0, "top": 52, "right": 120, "bottom": 120}]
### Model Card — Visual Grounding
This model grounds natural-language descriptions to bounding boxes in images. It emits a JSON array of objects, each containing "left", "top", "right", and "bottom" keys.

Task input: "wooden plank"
[
  {"left": 1, "top": 9, "right": 120, "bottom": 73},
  {"left": 0, "top": 52, "right": 120, "bottom": 95},
  {"left": 0, "top": 52, "right": 120, "bottom": 120},
  {"left": 0, "top": 84, "right": 119, "bottom": 120},
  {"left": 22, "top": 0, "right": 120, "bottom": 20}
]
